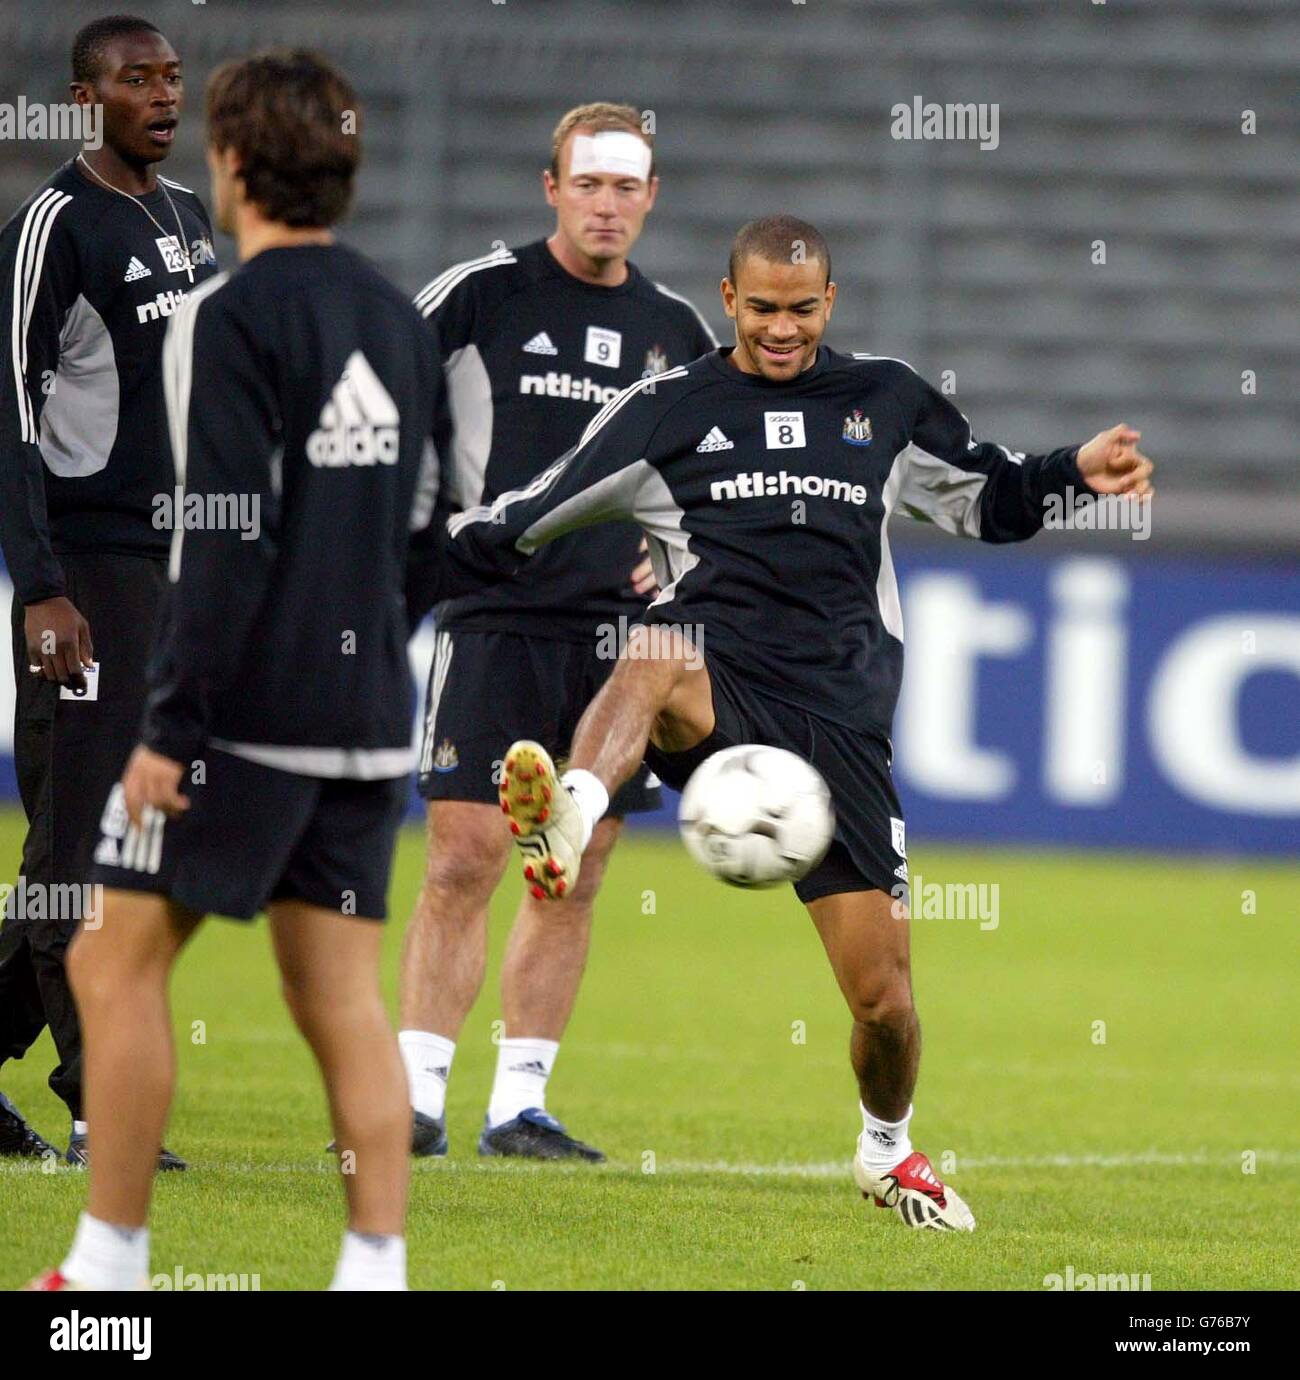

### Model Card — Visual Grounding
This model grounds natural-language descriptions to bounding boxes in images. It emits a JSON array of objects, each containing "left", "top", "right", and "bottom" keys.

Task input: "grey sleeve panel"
[
  {"left": 894, "top": 440, "right": 990, "bottom": 539},
  {"left": 39, "top": 293, "right": 119, "bottom": 478},
  {"left": 516, "top": 457, "right": 699, "bottom": 611},
  {"left": 515, "top": 456, "right": 650, "bottom": 551},
  {"left": 875, "top": 448, "right": 910, "bottom": 642},
  {"left": 443, "top": 342, "right": 493, "bottom": 509},
  {"left": 409, "top": 436, "right": 441, "bottom": 533}
]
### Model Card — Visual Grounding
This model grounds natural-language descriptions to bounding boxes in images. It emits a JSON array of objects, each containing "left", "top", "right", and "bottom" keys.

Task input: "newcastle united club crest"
[
  {"left": 842, "top": 409, "right": 873, "bottom": 446},
  {"left": 643, "top": 344, "right": 669, "bottom": 377}
]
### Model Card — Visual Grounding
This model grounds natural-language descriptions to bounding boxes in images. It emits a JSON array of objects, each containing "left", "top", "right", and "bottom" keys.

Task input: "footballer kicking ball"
[{"left": 678, "top": 745, "right": 835, "bottom": 887}]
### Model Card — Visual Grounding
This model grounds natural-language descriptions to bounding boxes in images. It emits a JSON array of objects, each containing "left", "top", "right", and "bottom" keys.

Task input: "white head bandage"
[{"left": 568, "top": 130, "right": 652, "bottom": 182}]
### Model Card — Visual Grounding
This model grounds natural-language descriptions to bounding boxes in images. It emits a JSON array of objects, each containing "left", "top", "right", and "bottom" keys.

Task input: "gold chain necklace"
[{"left": 77, "top": 152, "right": 195, "bottom": 284}]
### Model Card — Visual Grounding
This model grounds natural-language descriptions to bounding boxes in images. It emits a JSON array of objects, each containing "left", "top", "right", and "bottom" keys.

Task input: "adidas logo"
[
  {"left": 508, "top": 1060, "right": 549, "bottom": 1077},
  {"left": 123, "top": 256, "right": 151, "bottom": 282},
  {"left": 306, "top": 350, "right": 400, "bottom": 467},
  {"left": 697, "top": 426, "right": 734, "bottom": 452},
  {"left": 93, "top": 784, "right": 165, "bottom": 874},
  {"left": 522, "top": 331, "right": 558, "bottom": 356}
]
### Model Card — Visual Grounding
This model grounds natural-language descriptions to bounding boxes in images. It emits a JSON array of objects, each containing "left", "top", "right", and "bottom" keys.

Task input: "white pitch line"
[
  {"left": 655, "top": 1150, "right": 1300, "bottom": 1178},
  {"left": 4, "top": 1150, "right": 1297, "bottom": 1180}
]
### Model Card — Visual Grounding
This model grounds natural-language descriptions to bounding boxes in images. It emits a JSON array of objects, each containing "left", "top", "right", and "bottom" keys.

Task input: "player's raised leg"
[
  {"left": 500, "top": 627, "right": 713, "bottom": 897},
  {"left": 807, "top": 889, "right": 975, "bottom": 1232},
  {"left": 272, "top": 900, "right": 410, "bottom": 1289},
  {"left": 26, "top": 888, "right": 200, "bottom": 1291}
]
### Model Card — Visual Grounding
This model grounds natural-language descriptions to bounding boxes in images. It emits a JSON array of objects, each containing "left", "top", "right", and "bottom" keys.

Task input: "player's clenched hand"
[
  {"left": 121, "top": 745, "right": 191, "bottom": 826},
  {"left": 630, "top": 537, "right": 659, "bottom": 598},
  {"left": 1076, "top": 424, "right": 1155, "bottom": 499},
  {"left": 24, "top": 597, "right": 93, "bottom": 689}
]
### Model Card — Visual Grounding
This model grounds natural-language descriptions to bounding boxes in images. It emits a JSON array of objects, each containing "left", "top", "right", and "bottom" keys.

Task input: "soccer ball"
[{"left": 677, "top": 745, "right": 835, "bottom": 887}]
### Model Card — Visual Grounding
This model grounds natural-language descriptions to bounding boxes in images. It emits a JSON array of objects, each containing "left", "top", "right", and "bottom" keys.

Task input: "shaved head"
[{"left": 728, "top": 214, "right": 831, "bottom": 288}]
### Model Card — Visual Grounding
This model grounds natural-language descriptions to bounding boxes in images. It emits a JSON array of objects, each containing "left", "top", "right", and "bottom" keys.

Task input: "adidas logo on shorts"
[
  {"left": 93, "top": 784, "right": 165, "bottom": 875},
  {"left": 306, "top": 350, "right": 400, "bottom": 467}
]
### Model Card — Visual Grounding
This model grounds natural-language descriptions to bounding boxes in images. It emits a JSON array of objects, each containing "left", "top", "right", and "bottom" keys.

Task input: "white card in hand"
[{"left": 60, "top": 662, "right": 99, "bottom": 701}]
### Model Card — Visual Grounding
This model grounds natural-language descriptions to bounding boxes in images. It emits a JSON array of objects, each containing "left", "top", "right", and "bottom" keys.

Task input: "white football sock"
[
  {"left": 399, "top": 1030, "right": 455, "bottom": 1120},
  {"left": 857, "top": 1102, "right": 914, "bottom": 1171},
  {"left": 329, "top": 1231, "right": 407, "bottom": 1291},
  {"left": 559, "top": 769, "right": 608, "bottom": 852},
  {"left": 61, "top": 1211, "right": 149, "bottom": 1290},
  {"left": 487, "top": 1037, "right": 559, "bottom": 1128}
]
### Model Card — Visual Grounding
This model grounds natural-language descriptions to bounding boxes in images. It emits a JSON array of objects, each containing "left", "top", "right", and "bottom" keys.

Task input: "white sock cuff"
[
  {"left": 861, "top": 1102, "right": 913, "bottom": 1134},
  {"left": 399, "top": 1030, "right": 456, "bottom": 1120},
  {"left": 858, "top": 1102, "right": 915, "bottom": 1169},
  {"left": 561, "top": 769, "right": 609, "bottom": 850},
  {"left": 497, "top": 1036, "right": 560, "bottom": 1062},
  {"left": 398, "top": 1030, "right": 456, "bottom": 1060}
]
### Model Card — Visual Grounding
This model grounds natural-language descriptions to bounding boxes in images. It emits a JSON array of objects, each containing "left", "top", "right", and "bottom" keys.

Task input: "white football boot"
[
  {"left": 498, "top": 741, "right": 585, "bottom": 901},
  {"left": 853, "top": 1141, "right": 977, "bottom": 1231}
]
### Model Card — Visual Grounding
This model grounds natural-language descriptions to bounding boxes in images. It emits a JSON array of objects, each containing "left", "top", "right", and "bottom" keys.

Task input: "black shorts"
[
  {"left": 417, "top": 626, "right": 661, "bottom": 816},
  {"left": 643, "top": 653, "right": 909, "bottom": 905},
  {"left": 89, "top": 748, "right": 408, "bottom": 921}
]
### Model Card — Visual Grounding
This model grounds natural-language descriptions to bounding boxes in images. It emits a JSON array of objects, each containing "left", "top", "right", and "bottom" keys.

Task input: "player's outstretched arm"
[
  {"left": 895, "top": 366, "right": 1152, "bottom": 543},
  {"left": 446, "top": 374, "right": 668, "bottom": 571}
]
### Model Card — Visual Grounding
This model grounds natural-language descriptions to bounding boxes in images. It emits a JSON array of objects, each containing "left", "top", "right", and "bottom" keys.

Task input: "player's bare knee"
[
  {"left": 615, "top": 627, "right": 691, "bottom": 702},
  {"left": 278, "top": 977, "right": 312, "bottom": 1035},
  {"left": 281, "top": 973, "right": 372, "bottom": 1038},
  {"left": 421, "top": 804, "right": 511, "bottom": 908},
  {"left": 65, "top": 920, "right": 155, "bottom": 1002},
  {"left": 850, "top": 972, "right": 915, "bottom": 1031},
  {"left": 64, "top": 929, "right": 96, "bottom": 1002}
]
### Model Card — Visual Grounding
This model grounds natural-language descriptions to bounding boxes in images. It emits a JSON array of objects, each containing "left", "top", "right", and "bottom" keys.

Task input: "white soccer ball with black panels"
[{"left": 677, "top": 745, "right": 835, "bottom": 887}]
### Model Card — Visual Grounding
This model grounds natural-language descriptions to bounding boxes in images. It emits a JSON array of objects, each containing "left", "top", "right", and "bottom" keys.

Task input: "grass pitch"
[{"left": 1, "top": 806, "right": 1296, "bottom": 1290}]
